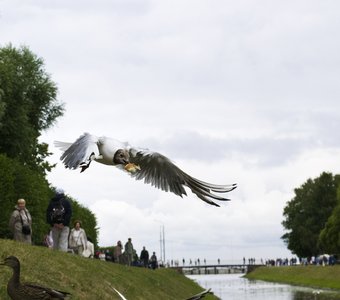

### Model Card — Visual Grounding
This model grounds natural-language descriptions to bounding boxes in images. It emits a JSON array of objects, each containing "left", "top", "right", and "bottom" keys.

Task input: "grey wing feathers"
[
  {"left": 54, "top": 133, "right": 99, "bottom": 170},
  {"left": 54, "top": 141, "right": 73, "bottom": 151},
  {"left": 129, "top": 150, "right": 236, "bottom": 207}
]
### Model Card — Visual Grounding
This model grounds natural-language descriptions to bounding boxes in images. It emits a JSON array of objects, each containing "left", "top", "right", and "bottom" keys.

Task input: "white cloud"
[{"left": 2, "top": 0, "right": 340, "bottom": 262}]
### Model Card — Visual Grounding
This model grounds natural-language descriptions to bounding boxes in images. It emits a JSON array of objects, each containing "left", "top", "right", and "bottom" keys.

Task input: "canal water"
[{"left": 187, "top": 274, "right": 340, "bottom": 300}]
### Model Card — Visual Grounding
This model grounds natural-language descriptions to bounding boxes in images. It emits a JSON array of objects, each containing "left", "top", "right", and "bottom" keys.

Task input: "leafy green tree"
[
  {"left": 0, "top": 154, "right": 52, "bottom": 244},
  {"left": 0, "top": 154, "right": 99, "bottom": 246},
  {"left": 319, "top": 186, "right": 340, "bottom": 254},
  {"left": 0, "top": 88, "right": 5, "bottom": 124},
  {"left": 0, "top": 44, "right": 64, "bottom": 174},
  {"left": 282, "top": 172, "right": 340, "bottom": 258},
  {"left": 0, "top": 45, "right": 99, "bottom": 249}
]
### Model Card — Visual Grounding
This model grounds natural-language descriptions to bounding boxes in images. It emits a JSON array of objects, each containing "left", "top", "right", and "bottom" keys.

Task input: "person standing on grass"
[
  {"left": 140, "top": 246, "right": 149, "bottom": 268},
  {"left": 9, "top": 199, "right": 32, "bottom": 244},
  {"left": 150, "top": 252, "right": 158, "bottom": 269},
  {"left": 69, "top": 220, "right": 87, "bottom": 255},
  {"left": 114, "top": 240, "right": 123, "bottom": 263},
  {"left": 124, "top": 238, "right": 134, "bottom": 266},
  {"left": 46, "top": 188, "right": 72, "bottom": 252}
]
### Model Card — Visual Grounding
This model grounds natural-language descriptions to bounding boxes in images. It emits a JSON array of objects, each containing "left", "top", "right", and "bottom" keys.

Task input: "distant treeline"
[
  {"left": 282, "top": 172, "right": 340, "bottom": 258},
  {"left": 0, "top": 44, "right": 98, "bottom": 246}
]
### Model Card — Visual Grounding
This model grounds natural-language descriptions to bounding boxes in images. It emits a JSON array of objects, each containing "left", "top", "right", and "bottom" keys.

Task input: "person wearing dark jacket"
[
  {"left": 140, "top": 246, "right": 149, "bottom": 268},
  {"left": 46, "top": 188, "right": 72, "bottom": 252}
]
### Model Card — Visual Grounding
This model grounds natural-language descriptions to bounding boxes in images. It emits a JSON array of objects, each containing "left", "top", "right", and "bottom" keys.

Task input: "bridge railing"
[{"left": 170, "top": 264, "right": 261, "bottom": 275}]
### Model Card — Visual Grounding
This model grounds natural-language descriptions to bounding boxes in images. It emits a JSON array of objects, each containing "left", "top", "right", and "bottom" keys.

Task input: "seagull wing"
[
  {"left": 54, "top": 141, "right": 73, "bottom": 151},
  {"left": 54, "top": 133, "right": 100, "bottom": 170},
  {"left": 107, "top": 283, "right": 128, "bottom": 300},
  {"left": 129, "top": 149, "right": 236, "bottom": 207}
]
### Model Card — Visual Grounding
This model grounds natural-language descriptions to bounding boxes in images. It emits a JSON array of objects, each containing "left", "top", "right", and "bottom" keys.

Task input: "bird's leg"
[
  {"left": 88, "top": 153, "right": 103, "bottom": 161},
  {"left": 89, "top": 152, "right": 103, "bottom": 160},
  {"left": 79, "top": 152, "right": 103, "bottom": 173}
]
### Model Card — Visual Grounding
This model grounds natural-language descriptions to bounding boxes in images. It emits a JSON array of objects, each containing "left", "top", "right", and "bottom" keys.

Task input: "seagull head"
[{"left": 113, "top": 149, "right": 130, "bottom": 165}]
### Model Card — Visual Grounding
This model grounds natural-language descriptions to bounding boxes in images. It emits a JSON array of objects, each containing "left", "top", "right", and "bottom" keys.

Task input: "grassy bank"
[
  {"left": 246, "top": 265, "right": 340, "bottom": 290},
  {"left": 0, "top": 239, "right": 217, "bottom": 300}
]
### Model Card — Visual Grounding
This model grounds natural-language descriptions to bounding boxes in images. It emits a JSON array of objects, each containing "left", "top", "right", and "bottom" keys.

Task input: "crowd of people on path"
[
  {"left": 9, "top": 189, "right": 94, "bottom": 258},
  {"left": 253, "top": 256, "right": 337, "bottom": 266},
  {"left": 14, "top": 190, "right": 336, "bottom": 270},
  {"left": 94, "top": 238, "right": 159, "bottom": 269},
  {"left": 8, "top": 189, "right": 159, "bottom": 269}
]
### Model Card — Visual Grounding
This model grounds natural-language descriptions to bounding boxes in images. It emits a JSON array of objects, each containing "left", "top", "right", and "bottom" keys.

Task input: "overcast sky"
[{"left": 1, "top": 0, "right": 340, "bottom": 263}]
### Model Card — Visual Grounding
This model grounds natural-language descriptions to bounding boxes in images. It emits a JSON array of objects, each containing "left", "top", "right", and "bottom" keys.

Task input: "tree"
[
  {"left": 0, "top": 154, "right": 52, "bottom": 244},
  {"left": 0, "top": 88, "right": 5, "bottom": 121},
  {"left": 0, "top": 154, "right": 99, "bottom": 246},
  {"left": 281, "top": 172, "right": 340, "bottom": 258},
  {"left": 0, "top": 45, "right": 99, "bottom": 248},
  {"left": 319, "top": 186, "right": 340, "bottom": 254},
  {"left": 0, "top": 45, "right": 64, "bottom": 174}
]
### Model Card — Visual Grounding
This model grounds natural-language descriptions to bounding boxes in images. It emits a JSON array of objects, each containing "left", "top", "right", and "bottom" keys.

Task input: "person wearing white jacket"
[{"left": 68, "top": 220, "right": 87, "bottom": 255}]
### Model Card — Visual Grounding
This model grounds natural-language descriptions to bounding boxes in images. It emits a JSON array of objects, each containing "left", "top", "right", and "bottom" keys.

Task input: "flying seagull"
[{"left": 55, "top": 133, "right": 237, "bottom": 206}]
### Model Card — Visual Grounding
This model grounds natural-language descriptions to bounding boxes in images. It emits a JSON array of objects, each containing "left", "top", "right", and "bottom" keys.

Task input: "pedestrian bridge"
[{"left": 171, "top": 264, "right": 261, "bottom": 275}]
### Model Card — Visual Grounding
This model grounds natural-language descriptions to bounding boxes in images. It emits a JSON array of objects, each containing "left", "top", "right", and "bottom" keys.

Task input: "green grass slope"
[
  {"left": 246, "top": 265, "right": 340, "bottom": 290},
  {"left": 0, "top": 239, "right": 217, "bottom": 300}
]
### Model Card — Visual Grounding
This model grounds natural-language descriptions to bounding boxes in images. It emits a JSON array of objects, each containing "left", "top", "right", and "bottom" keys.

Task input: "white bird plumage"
[{"left": 54, "top": 133, "right": 237, "bottom": 207}]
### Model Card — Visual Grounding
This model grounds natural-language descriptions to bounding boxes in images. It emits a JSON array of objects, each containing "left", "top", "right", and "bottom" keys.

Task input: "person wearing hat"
[
  {"left": 9, "top": 199, "right": 32, "bottom": 244},
  {"left": 46, "top": 188, "right": 72, "bottom": 252}
]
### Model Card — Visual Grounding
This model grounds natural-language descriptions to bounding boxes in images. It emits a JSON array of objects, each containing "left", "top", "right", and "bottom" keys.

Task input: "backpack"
[{"left": 50, "top": 199, "right": 65, "bottom": 224}]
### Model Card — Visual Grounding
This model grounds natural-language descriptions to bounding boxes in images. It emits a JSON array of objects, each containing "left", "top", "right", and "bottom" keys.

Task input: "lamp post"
[
  {"left": 154, "top": 219, "right": 166, "bottom": 264},
  {"left": 159, "top": 225, "right": 165, "bottom": 264}
]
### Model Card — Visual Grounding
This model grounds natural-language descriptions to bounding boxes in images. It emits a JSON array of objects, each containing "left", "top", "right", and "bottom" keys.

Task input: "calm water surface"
[{"left": 187, "top": 274, "right": 340, "bottom": 300}]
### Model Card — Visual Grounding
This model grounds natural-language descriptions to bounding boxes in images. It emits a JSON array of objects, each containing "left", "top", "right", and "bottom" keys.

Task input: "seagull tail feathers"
[
  {"left": 54, "top": 141, "right": 73, "bottom": 151},
  {"left": 183, "top": 174, "right": 237, "bottom": 206}
]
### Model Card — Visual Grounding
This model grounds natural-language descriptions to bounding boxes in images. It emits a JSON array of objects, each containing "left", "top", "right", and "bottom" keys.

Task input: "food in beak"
[{"left": 124, "top": 163, "right": 141, "bottom": 173}]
